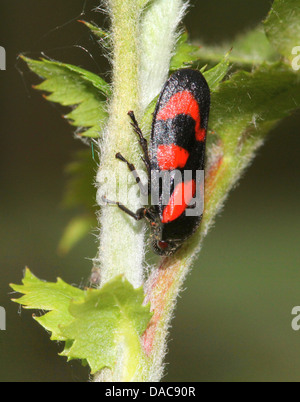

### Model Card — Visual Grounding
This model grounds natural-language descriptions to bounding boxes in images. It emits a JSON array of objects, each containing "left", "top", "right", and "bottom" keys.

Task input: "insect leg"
[
  {"left": 116, "top": 152, "right": 148, "bottom": 196},
  {"left": 102, "top": 196, "right": 146, "bottom": 221},
  {"left": 127, "top": 110, "right": 151, "bottom": 175}
]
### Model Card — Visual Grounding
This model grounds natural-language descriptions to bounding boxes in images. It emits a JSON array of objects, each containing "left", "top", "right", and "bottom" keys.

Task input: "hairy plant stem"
[
  {"left": 94, "top": 0, "right": 150, "bottom": 382},
  {"left": 96, "top": 0, "right": 146, "bottom": 289},
  {"left": 95, "top": 0, "right": 188, "bottom": 382}
]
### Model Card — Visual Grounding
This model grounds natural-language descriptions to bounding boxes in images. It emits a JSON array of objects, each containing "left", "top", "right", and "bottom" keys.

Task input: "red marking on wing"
[
  {"left": 195, "top": 127, "right": 206, "bottom": 142},
  {"left": 162, "top": 179, "right": 196, "bottom": 223},
  {"left": 156, "top": 90, "right": 205, "bottom": 142},
  {"left": 157, "top": 144, "right": 189, "bottom": 170}
]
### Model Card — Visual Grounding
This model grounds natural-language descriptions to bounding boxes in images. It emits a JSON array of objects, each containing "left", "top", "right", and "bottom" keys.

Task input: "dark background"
[{"left": 1, "top": 0, "right": 300, "bottom": 382}]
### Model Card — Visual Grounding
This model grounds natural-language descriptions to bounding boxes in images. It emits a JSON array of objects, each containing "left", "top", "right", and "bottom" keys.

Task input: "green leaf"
[
  {"left": 58, "top": 214, "right": 96, "bottom": 255},
  {"left": 62, "top": 149, "right": 97, "bottom": 211},
  {"left": 23, "top": 56, "right": 111, "bottom": 138},
  {"left": 264, "top": 0, "right": 300, "bottom": 63},
  {"left": 10, "top": 268, "right": 84, "bottom": 341},
  {"left": 60, "top": 275, "right": 152, "bottom": 375},
  {"left": 11, "top": 270, "right": 152, "bottom": 376},
  {"left": 141, "top": 95, "right": 158, "bottom": 139},
  {"left": 195, "top": 25, "right": 279, "bottom": 68},
  {"left": 170, "top": 31, "right": 200, "bottom": 71},
  {"left": 203, "top": 53, "right": 231, "bottom": 92},
  {"left": 79, "top": 20, "right": 111, "bottom": 48},
  {"left": 59, "top": 149, "right": 97, "bottom": 253},
  {"left": 231, "top": 25, "right": 278, "bottom": 65},
  {"left": 210, "top": 62, "right": 300, "bottom": 151}
]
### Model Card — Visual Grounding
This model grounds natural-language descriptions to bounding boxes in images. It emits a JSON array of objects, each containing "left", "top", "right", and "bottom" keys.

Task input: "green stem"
[
  {"left": 95, "top": 0, "right": 190, "bottom": 382},
  {"left": 96, "top": 0, "right": 146, "bottom": 289},
  {"left": 94, "top": 0, "right": 151, "bottom": 383}
]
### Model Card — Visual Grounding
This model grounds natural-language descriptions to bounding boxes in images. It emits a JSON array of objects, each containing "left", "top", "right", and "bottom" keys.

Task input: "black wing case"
[{"left": 150, "top": 68, "right": 210, "bottom": 172}]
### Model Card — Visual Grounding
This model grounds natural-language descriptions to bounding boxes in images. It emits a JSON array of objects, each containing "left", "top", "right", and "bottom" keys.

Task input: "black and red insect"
[{"left": 105, "top": 68, "right": 210, "bottom": 256}]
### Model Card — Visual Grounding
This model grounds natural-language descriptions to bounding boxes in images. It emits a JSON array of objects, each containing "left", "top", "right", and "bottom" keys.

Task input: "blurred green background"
[{"left": 1, "top": 0, "right": 300, "bottom": 382}]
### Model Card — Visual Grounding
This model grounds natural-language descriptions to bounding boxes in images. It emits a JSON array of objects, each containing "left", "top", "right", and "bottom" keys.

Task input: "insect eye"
[{"left": 158, "top": 241, "right": 169, "bottom": 250}]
